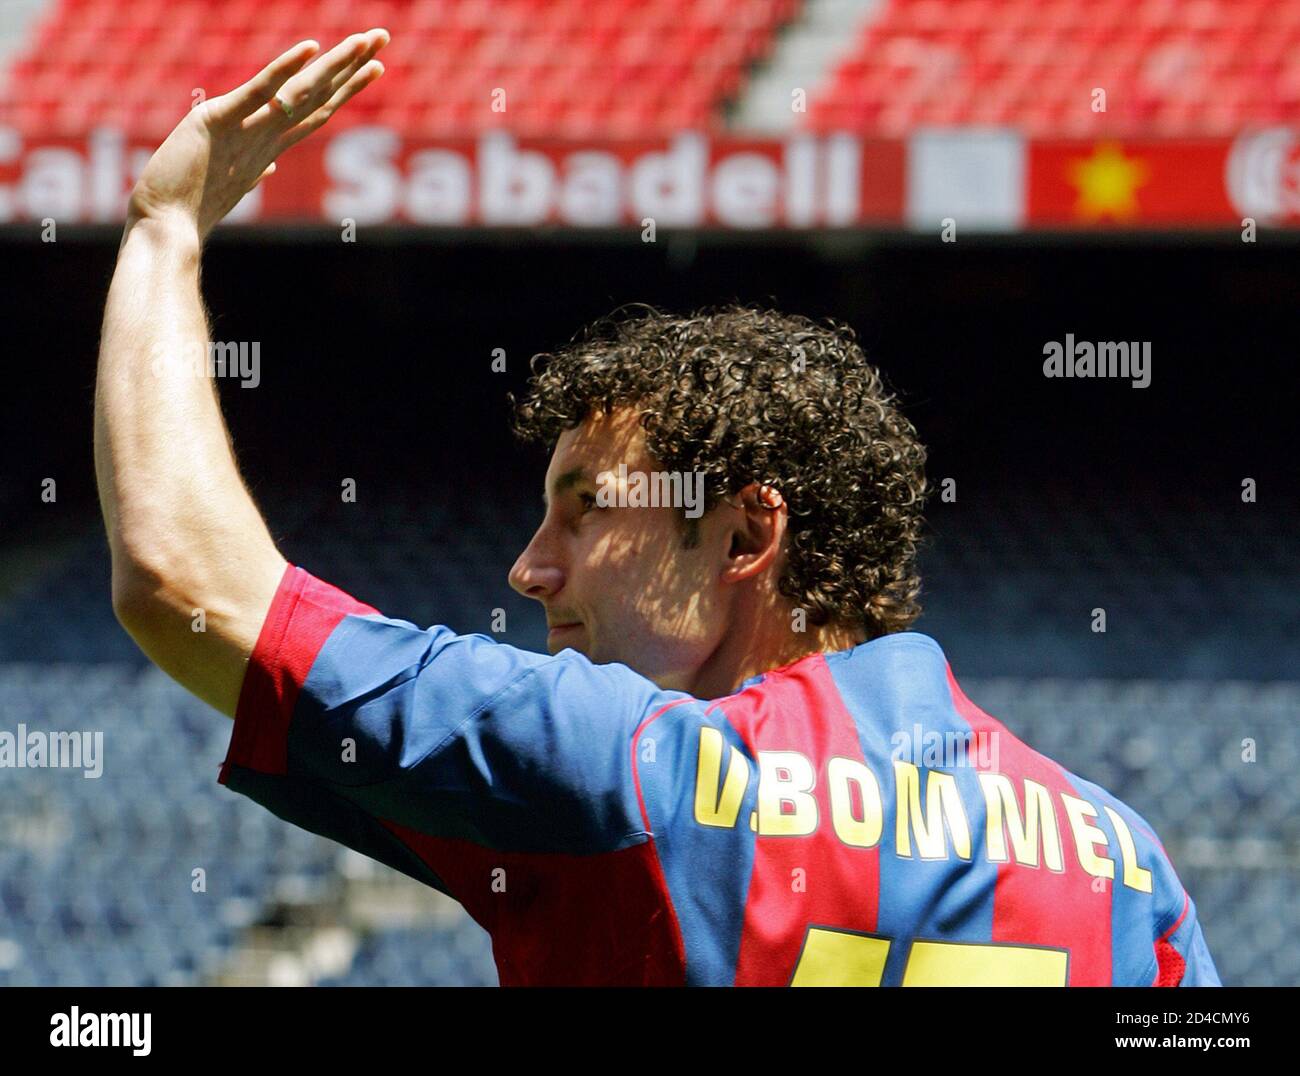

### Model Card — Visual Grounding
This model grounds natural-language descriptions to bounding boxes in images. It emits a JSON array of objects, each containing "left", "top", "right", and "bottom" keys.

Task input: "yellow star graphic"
[{"left": 1067, "top": 143, "right": 1150, "bottom": 222}]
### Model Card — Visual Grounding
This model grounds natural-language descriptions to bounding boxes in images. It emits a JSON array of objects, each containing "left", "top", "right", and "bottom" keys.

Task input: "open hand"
[{"left": 127, "top": 29, "right": 390, "bottom": 239}]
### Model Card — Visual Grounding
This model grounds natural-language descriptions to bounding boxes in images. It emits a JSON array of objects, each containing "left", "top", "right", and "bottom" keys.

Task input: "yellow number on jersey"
[{"left": 791, "top": 926, "right": 1069, "bottom": 986}]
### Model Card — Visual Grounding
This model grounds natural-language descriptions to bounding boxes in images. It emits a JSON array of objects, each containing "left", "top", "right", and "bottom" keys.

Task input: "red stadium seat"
[
  {"left": 0, "top": 0, "right": 797, "bottom": 139},
  {"left": 1, "top": 0, "right": 1288, "bottom": 141},
  {"left": 805, "top": 0, "right": 1298, "bottom": 136}
]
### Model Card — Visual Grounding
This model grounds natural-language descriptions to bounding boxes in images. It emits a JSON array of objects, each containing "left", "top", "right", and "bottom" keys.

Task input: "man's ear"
[{"left": 722, "top": 483, "right": 786, "bottom": 582}]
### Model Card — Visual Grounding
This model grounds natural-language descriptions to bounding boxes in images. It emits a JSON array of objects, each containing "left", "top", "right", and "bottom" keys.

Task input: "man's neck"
[{"left": 687, "top": 615, "right": 869, "bottom": 700}]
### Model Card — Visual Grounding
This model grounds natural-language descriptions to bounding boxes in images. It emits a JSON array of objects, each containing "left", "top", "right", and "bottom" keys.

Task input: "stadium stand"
[
  {"left": 0, "top": 658, "right": 497, "bottom": 986},
  {"left": 317, "top": 924, "right": 497, "bottom": 987},
  {"left": 0, "top": 0, "right": 799, "bottom": 140},
  {"left": 2, "top": 0, "right": 1295, "bottom": 140},
  {"left": 4, "top": 480, "right": 1293, "bottom": 680},
  {"left": 804, "top": 0, "right": 1300, "bottom": 135}
]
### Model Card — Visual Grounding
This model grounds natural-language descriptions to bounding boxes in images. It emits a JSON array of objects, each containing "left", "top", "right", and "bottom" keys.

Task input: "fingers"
[
  {"left": 211, "top": 40, "right": 321, "bottom": 124},
  {"left": 271, "top": 28, "right": 389, "bottom": 126},
  {"left": 276, "top": 59, "right": 385, "bottom": 152},
  {"left": 324, "top": 30, "right": 389, "bottom": 99},
  {"left": 251, "top": 162, "right": 277, "bottom": 189}
]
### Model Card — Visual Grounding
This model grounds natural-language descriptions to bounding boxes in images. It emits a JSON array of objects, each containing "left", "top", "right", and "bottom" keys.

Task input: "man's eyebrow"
[{"left": 542, "top": 467, "right": 589, "bottom": 507}]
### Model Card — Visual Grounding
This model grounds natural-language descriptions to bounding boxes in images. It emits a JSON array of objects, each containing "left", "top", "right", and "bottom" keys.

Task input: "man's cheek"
[{"left": 603, "top": 509, "right": 668, "bottom": 561}]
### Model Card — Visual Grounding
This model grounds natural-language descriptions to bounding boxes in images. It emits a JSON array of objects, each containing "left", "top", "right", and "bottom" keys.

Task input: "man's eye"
[{"left": 578, "top": 492, "right": 598, "bottom": 513}]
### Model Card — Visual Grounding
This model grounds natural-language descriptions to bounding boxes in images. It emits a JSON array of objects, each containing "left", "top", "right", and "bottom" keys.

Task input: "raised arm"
[{"left": 94, "top": 30, "right": 389, "bottom": 716}]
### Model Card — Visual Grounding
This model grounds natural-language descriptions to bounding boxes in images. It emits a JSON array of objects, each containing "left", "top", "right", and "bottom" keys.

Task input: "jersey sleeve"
[
  {"left": 217, "top": 563, "right": 678, "bottom": 906},
  {"left": 1156, "top": 891, "right": 1223, "bottom": 986},
  {"left": 1173, "top": 908, "right": 1222, "bottom": 986}
]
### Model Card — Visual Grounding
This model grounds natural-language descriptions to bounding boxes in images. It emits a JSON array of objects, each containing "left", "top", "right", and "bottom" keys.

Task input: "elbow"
[
  {"left": 110, "top": 548, "right": 185, "bottom": 636},
  {"left": 110, "top": 560, "right": 165, "bottom": 635}
]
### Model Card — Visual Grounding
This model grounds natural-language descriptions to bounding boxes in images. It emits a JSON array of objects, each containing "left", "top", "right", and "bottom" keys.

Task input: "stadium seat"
[
  {"left": 0, "top": 0, "right": 798, "bottom": 140},
  {"left": 805, "top": 0, "right": 1294, "bottom": 136}
]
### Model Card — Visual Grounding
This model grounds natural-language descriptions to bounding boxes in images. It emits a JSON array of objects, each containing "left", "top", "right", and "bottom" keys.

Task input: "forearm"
[
  {"left": 90, "top": 29, "right": 385, "bottom": 716},
  {"left": 94, "top": 213, "right": 285, "bottom": 713}
]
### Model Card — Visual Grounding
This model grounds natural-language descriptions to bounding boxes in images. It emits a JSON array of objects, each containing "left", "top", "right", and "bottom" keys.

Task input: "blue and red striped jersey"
[{"left": 219, "top": 564, "right": 1220, "bottom": 987}]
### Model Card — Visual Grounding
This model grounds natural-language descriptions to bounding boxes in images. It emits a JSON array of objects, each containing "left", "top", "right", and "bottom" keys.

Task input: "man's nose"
[{"left": 508, "top": 532, "right": 565, "bottom": 600}]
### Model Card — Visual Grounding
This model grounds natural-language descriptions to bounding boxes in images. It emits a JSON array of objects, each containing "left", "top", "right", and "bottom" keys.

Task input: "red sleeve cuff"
[{"left": 218, "top": 564, "right": 379, "bottom": 784}]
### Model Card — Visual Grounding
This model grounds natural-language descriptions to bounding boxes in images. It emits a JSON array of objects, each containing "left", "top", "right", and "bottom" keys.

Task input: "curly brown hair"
[{"left": 509, "top": 304, "right": 928, "bottom": 639}]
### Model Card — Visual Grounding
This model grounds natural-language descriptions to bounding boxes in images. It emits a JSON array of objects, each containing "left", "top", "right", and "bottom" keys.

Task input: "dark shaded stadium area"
[{"left": 3, "top": 230, "right": 1297, "bottom": 678}]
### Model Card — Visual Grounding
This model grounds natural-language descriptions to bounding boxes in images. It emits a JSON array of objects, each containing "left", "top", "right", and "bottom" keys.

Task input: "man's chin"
[{"left": 546, "top": 624, "right": 588, "bottom": 656}]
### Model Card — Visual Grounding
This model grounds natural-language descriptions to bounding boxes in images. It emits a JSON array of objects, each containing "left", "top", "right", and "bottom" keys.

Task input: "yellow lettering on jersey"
[
  {"left": 827, "top": 756, "right": 883, "bottom": 849},
  {"left": 893, "top": 761, "right": 971, "bottom": 860},
  {"left": 1061, "top": 794, "right": 1115, "bottom": 879},
  {"left": 692, "top": 726, "right": 749, "bottom": 829},
  {"left": 756, "top": 751, "right": 818, "bottom": 836},
  {"left": 1103, "top": 805, "right": 1154, "bottom": 893},
  {"left": 978, "top": 774, "right": 1064, "bottom": 871}
]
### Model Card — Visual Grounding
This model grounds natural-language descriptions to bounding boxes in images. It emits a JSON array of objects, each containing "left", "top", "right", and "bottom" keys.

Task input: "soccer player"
[{"left": 95, "top": 34, "right": 1219, "bottom": 987}]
